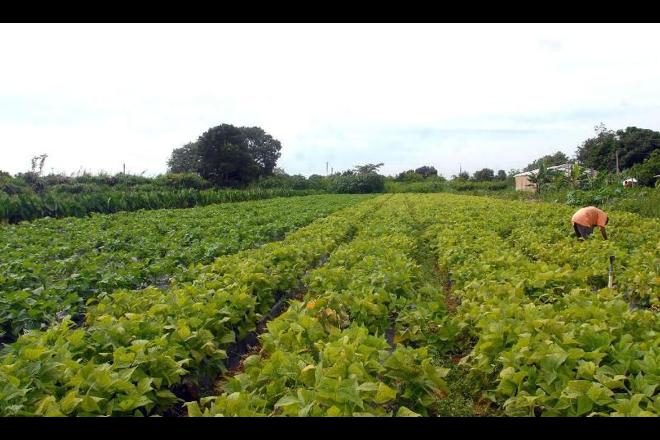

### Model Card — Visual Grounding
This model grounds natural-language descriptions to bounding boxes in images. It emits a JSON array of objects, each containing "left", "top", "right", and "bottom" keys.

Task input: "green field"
[
  {"left": 0, "top": 194, "right": 658, "bottom": 417},
  {"left": 0, "top": 195, "right": 372, "bottom": 341}
]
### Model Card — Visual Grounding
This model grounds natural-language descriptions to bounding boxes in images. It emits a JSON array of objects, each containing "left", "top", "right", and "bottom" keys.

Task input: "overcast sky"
[{"left": 1, "top": 23, "right": 659, "bottom": 178}]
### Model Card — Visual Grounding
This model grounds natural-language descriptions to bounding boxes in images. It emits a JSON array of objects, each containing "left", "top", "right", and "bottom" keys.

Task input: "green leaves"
[
  {"left": 0, "top": 195, "right": 380, "bottom": 416},
  {"left": 427, "top": 193, "right": 659, "bottom": 417},
  {"left": 2, "top": 193, "right": 657, "bottom": 417},
  {"left": 0, "top": 195, "right": 370, "bottom": 337},
  {"left": 188, "top": 196, "right": 455, "bottom": 417}
]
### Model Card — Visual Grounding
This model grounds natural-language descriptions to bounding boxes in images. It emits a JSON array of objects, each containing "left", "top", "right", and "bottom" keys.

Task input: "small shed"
[
  {"left": 514, "top": 171, "right": 535, "bottom": 191},
  {"left": 513, "top": 163, "right": 596, "bottom": 191}
]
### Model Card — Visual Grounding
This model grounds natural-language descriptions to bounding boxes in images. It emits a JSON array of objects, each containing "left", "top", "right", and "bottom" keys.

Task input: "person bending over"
[{"left": 571, "top": 206, "right": 609, "bottom": 241}]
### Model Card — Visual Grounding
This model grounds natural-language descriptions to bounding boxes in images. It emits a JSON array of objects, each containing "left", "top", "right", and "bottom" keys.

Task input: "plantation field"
[
  {"left": 0, "top": 194, "right": 658, "bottom": 417},
  {"left": 0, "top": 194, "right": 372, "bottom": 342}
]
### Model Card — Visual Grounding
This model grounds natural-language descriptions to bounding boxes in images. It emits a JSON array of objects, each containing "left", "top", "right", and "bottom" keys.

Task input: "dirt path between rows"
[
  {"left": 401, "top": 194, "right": 500, "bottom": 417},
  {"left": 165, "top": 195, "right": 394, "bottom": 416}
]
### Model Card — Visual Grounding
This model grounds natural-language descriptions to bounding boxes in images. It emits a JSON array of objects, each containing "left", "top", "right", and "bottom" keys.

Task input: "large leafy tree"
[
  {"left": 414, "top": 165, "right": 438, "bottom": 178},
  {"left": 524, "top": 151, "right": 570, "bottom": 172},
  {"left": 395, "top": 170, "right": 422, "bottom": 181},
  {"left": 614, "top": 126, "right": 660, "bottom": 171},
  {"left": 576, "top": 124, "right": 660, "bottom": 172},
  {"left": 196, "top": 124, "right": 259, "bottom": 186},
  {"left": 575, "top": 124, "right": 618, "bottom": 171},
  {"left": 167, "top": 124, "right": 283, "bottom": 186},
  {"left": 472, "top": 168, "right": 495, "bottom": 181},
  {"left": 240, "top": 126, "right": 282, "bottom": 177},
  {"left": 354, "top": 163, "right": 384, "bottom": 174},
  {"left": 167, "top": 142, "right": 200, "bottom": 173}
]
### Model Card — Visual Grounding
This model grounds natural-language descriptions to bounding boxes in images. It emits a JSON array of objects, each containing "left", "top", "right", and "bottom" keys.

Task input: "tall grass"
[{"left": 0, "top": 188, "right": 322, "bottom": 224}]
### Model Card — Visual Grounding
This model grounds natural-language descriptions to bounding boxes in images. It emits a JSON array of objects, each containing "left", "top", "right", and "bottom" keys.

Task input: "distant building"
[
  {"left": 513, "top": 163, "right": 596, "bottom": 191},
  {"left": 623, "top": 177, "right": 638, "bottom": 188}
]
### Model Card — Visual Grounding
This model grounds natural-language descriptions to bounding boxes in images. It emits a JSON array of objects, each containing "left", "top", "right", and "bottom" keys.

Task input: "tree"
[
  {"left": 576, "top": 124, "right": 660, "bottom": 172},
  {"left": 472, "top": 168, "right": 495, "bottom": 182},
  {"left": 168, "top": 124, "right": 284, "bottom": 186},
  {"left": 524, "top": 151, "right": 569, "bottom": 172},
  {"left": 456, "top": 171, "right": 470, "bottom": 180},
  {"left": 414, "top": 165, "right": 438, "bottom": 178},
  {"left": 624, "top": 149, "right": 660, "bottom": 187},
  {"left": 240, "top": 126, "right": 282, "bottom": 177},
  {"left": 196, "top": 124, "right": 259, "bottom": 186},
  {"left": 575, "top": 124, "right": 618, "bottom": 171},
  {"left": 526, "top": 163, "right": 560, "bottom": 194},
  {"left": 568, "top": 162, "right": 582, "bottom": 189},
  {"left": 614, "top": 127, "right": 660, "bottom": 171},
  {"left": 395, "top": 170, "right": 424, "bottom": 182},
  {"left": 496, "top": 169, "right": 507, "bottom": 180},
  {"left": 354, "top": 163, "right": 384, "bottom": 174},
  {"left": 167, "top": 142, "right": 200, "bottom": 173},
  {"left": 272, "top": 167, "right": 288, "bottom": 177}
]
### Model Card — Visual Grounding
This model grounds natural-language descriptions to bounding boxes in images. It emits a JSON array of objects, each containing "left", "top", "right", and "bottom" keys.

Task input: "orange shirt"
[{"left": 571, "top": 206, "right": 608, "bottom": 228}]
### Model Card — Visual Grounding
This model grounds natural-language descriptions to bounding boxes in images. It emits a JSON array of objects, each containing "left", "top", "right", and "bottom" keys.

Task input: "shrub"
[
  {"left": 158, "top": 173, "right": 211, "bottom": 190},
  {"left": 329, "top": 173, "right": 385, "bottom": 193}
]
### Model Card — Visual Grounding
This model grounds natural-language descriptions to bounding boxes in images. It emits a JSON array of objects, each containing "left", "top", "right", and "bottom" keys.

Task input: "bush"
[
  {"left": 42, "top": 174, "right": 73, "bottom": 186},
  {"left": 329, "top": 173, "right": 385, "bottom": 193},
  {"left": 254, "top": 174, "right": 327, "bottom": 191},
  {"left": 156, "top": 173, "right": 211, "bottom": 190},
  {"left": 385, "top": 180, "right": 447, "bottom": 193},
  {"left": 623, "top": 149, "right": 660, "bottom": 187}
]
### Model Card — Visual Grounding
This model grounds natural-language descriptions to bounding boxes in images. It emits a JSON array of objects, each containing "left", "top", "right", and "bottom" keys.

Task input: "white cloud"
[{"left": 1, "top": 23, "right": 659, "bottom": 177}]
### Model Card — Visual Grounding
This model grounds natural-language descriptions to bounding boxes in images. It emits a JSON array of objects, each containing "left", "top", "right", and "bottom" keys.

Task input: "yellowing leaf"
[
  {"left": 392, "top": 334, "right": 405, "bottom": 345},
  {"left": 23, "top": 346, "right": 46, "bottom": 361},
  {"left": 374, "top": 383, "right": 397, "bottom": 404},
  {"left": 396, "top": 406, "right": 422, "bottom": 417},
  {"left": 177, "top": 324, "right": 191, "bottom": 339},
  {"left": 59, "top": 391, "right": 82, "bottom": 415}
]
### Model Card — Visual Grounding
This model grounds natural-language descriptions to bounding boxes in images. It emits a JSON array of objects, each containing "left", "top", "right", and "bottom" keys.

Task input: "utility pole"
[
  {"left": 123, "top": 163, "right": 126, "bottom": 174},
  {"left": 326, "top": 162, "right": 328, "bottom": 176},
  {"left": 615, "top": 150, "right": 620, "bottom": 175}
]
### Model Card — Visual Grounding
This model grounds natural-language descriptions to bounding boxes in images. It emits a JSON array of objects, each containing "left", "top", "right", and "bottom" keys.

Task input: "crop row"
[
  {"left": 187, "top": 194, "right": 453, "bottom": 416},
  {"left": 423, "top": 194, "right": 659, "bottom": 416},
  {"left": 0, "top": 194, "right": 371, "bottom": 341},
  {"left": 2, "top": 193, "right": 656, "bottom": 417},
  {"left": 0, "top": 187, "right": 323, "bottom": 224},
  {"left": 0, "top": 196, "right": 383, "bottom": 416}
]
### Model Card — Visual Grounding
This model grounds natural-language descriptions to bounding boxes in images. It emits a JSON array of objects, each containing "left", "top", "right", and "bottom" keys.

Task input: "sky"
[{"left": 1, "top": 23, "right": 659, "bottom": 178}]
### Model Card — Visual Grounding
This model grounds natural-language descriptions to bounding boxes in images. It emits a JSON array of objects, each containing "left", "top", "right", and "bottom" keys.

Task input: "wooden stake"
[{"left": 608, "top": 255, "right": 615, "bottom": 289}]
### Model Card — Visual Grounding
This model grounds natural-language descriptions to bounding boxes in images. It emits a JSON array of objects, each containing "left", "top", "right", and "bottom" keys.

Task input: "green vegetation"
[
  {"left": 0, "top": 194, "right": 370, "bottom": 341},
  {"left": 426, "top": 194, "right": 659, "bottom": 416},
  {"left": 576, "top": 125, "right": 660, "bottom": 173},
  {"left": 1, "top": 194, "right": 656, "bottom": 417},
  {"left": 0, "top": 196, "right": 381, "bottom": 416},
  {"left": 0, "top": 184, "right": 322, "bottom": 224},
  {"left": 167, "top": 124, "right": 282, "bottom": 187}
]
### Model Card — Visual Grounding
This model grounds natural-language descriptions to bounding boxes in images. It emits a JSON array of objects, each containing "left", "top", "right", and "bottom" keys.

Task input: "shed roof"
[{"left": 513, "top": 163, "right": 591, "bottom": 178}]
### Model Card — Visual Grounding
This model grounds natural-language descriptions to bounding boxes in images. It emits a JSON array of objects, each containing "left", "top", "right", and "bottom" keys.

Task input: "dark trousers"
[{"left": 573, "top": 223, "right": 594, "bottom": 239}]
